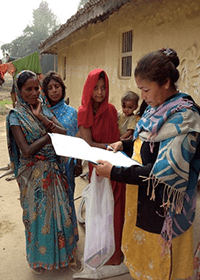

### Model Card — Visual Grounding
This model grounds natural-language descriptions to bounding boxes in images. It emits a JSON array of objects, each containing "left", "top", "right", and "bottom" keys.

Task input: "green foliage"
[
  {"left": 1, "top": 1, "right": 60, "bottom": 74},
  {"left": 1, "top": 44, "right": 12, "bottom": 56},
  {"left": 78, "top": 0, "right": 90, "bottom": 10}
]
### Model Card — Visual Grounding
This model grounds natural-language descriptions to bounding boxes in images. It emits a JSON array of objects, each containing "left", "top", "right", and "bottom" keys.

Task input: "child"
[{"left": 118, "top": 91, "right": 140, "bottom": 140}]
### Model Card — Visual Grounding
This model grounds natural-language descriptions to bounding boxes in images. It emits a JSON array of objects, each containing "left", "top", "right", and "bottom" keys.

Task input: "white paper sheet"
[{"left": 49, "top": 133, "right": 141, "bottom": 167}]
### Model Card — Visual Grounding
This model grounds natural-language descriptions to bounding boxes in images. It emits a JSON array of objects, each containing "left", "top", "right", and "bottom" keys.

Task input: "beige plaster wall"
[{"left": 56, "top": 0, "right": 200, "bottom": 111}]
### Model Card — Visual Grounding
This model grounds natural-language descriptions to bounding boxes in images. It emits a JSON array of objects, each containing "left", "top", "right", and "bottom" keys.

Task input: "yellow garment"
[
  {"left": 122, "top": 137, "right": 193, "bottom": 280},
  {"left": 117, "top": 110, "right": 140, "bottom": 137}
]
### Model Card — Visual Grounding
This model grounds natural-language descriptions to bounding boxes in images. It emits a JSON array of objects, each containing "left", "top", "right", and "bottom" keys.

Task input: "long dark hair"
[
  {"left": 137, "top": 100, "right": 148, "bottom": 117},
  {"left": 42, "top": 71, "right": 66, "bottom": 104}
]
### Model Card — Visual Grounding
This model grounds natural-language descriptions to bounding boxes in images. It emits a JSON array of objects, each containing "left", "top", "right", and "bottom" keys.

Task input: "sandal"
[
  {"left": 69, "top": 258, "right": 83, "bottom": 273},
  {"left": 32, "top": 267, "right": 44, "bottom": 275}
]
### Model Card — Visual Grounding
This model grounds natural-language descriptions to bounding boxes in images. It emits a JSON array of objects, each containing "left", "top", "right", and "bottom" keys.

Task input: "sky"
[{"left": 0, "top": 0, "right": 81, "bottom": 58}]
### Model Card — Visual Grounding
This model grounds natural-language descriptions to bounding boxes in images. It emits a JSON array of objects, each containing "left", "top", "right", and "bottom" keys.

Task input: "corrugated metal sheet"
[{"left": 39, "top": 0, "right": 132, "bottom": 54}]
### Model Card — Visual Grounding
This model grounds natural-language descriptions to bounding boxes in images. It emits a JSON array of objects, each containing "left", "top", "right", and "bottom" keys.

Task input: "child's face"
[
  {"left": 122, "top": 100, "right": 137, "bottom": 117},
  {"left": 92, "top": 78, "right": 106, "bottom": 104}
]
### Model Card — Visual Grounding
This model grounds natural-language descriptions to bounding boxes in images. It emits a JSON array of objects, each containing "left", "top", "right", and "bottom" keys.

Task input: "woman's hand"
[
  {"left": 93, "top": 160, "right": 113, "bottom": 179},
  {"left": 11, "top": 125, "right": 52, "bottom": 158},
  {"left": 30, "top": 99, "right": 42, "bottom": 119},
  {"left": 30, "top": 102, "right": 59, "bottom": 134},
  {"left": 108, "top": 141, "right": 123, "bottom": 153}
]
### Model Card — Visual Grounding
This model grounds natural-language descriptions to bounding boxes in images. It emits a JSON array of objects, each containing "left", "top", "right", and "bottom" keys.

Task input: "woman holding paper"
[
  {"left": 73, "top": 69, "right": 128, "bottom": 279},
  {"left": 93, "top": 48, "right": 200, "bottom": 279},
  {"left": 6, "top": 70, "right": 80, "bottom": 275}
]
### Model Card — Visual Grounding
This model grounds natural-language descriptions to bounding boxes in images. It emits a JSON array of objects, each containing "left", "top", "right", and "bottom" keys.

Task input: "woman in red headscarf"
[{"left": 74, "top": 69, "right": 128, "bottom": 279}]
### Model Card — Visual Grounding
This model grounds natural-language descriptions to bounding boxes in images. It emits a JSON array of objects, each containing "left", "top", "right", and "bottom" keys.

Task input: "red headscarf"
[{"left": 78, "top": 69, "right": 120, "bottom": 143}]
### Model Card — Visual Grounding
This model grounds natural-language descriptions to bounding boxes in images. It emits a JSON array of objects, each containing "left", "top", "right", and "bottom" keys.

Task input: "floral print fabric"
[
  {"left": 6, "top": 95, "right": 77, "bottom": 269},
  {"left": 122, "top": 138, "right": 194, "bottom": 279}
]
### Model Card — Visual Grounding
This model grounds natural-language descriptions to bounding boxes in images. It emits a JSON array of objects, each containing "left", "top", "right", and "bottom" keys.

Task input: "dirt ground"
[
  {"left": 0, "top": 74, "right": 199, "bottom": 280},
  {"left": 0, "top": 74, "right": 133, "bottom": 280}
]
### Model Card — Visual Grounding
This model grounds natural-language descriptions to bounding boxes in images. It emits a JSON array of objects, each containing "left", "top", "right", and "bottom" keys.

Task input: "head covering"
[
  {"left": 78, "top": 69, "right": 109, "bottom": 127},
  {"left": 78, "top": 69, "right": 119, "bottom": 144},
  {"left": 14, "top": 70, "right": 35, "bottom": 103}
]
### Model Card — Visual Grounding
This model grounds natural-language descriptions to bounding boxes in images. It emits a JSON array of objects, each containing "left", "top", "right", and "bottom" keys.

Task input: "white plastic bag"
[{"left": 82, "top": 169, "right": 115, "bottom": 269}]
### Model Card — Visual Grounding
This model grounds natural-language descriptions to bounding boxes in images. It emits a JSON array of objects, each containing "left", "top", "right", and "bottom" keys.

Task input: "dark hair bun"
[{"left": 162, "top": 48, "right": 180, "bottom": 68}]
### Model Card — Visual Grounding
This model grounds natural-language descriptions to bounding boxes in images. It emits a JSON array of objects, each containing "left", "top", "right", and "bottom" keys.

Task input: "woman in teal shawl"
[
  {"left": 41, "top": 71, "right": 82, "bottom": 243},
  {"left": 6, "top": 70, "right": 78, "bottom": 275},
  {"left": 93, "top": 48, "right": 200, "bottom": 279}
]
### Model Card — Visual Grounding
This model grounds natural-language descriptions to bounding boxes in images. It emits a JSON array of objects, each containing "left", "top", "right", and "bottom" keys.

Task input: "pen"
[{"left": 107, "top": 145, "right": 114, "bottom": 151}]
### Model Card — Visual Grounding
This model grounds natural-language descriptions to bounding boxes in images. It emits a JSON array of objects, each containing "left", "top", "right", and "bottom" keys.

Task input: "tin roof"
[{"left": 39, "top": 0, "right": 132, "bottom": 54}]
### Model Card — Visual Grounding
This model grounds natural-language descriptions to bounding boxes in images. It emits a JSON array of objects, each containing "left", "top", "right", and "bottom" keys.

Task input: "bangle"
[
  {"left": 40, "top": 113, "right": 45, "bottom": 120},
  {"left": 46, "top": 120, "right": 53, "bottom": 129},
  {"left": 46, "top": 121, "right": 56, "bottom": 131}
]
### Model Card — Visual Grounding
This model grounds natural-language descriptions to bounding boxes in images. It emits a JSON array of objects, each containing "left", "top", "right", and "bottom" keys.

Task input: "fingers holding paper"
[
  {"left": 93, "top": 160, "right": 113, "bottom": 179},
  {"left": 107, "top": 141, "right": 123, "bottom": 153}
]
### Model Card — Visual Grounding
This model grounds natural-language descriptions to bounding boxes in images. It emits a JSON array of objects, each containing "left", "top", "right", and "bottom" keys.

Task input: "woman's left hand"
[{"left": 93, "top": 160, "right": 113, "bottom": 179}]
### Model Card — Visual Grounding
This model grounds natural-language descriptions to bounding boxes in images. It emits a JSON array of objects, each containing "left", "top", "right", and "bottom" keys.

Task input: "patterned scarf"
[
  {"left": 6, "top": 72, "right": 53, "bottom": 177},
  {"left": 134, "top": 92, "right": 200, "bottom": 250}
]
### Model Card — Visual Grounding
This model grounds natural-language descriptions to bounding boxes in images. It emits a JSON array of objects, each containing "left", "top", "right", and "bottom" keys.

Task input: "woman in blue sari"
[
  {"left": 42, "top": 71, "right": 82, "bottom": 243},
  {"left": 6, "top": 70, "right": 80, "bottom": 275}
]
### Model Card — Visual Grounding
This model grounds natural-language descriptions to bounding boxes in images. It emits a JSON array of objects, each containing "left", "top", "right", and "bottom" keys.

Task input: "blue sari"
[
  {"left": 7, "top": 93, "right": 77, "bottom": 270},
  {"left": 51, "top": 99, "right": 79, "bottom": 242}
]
